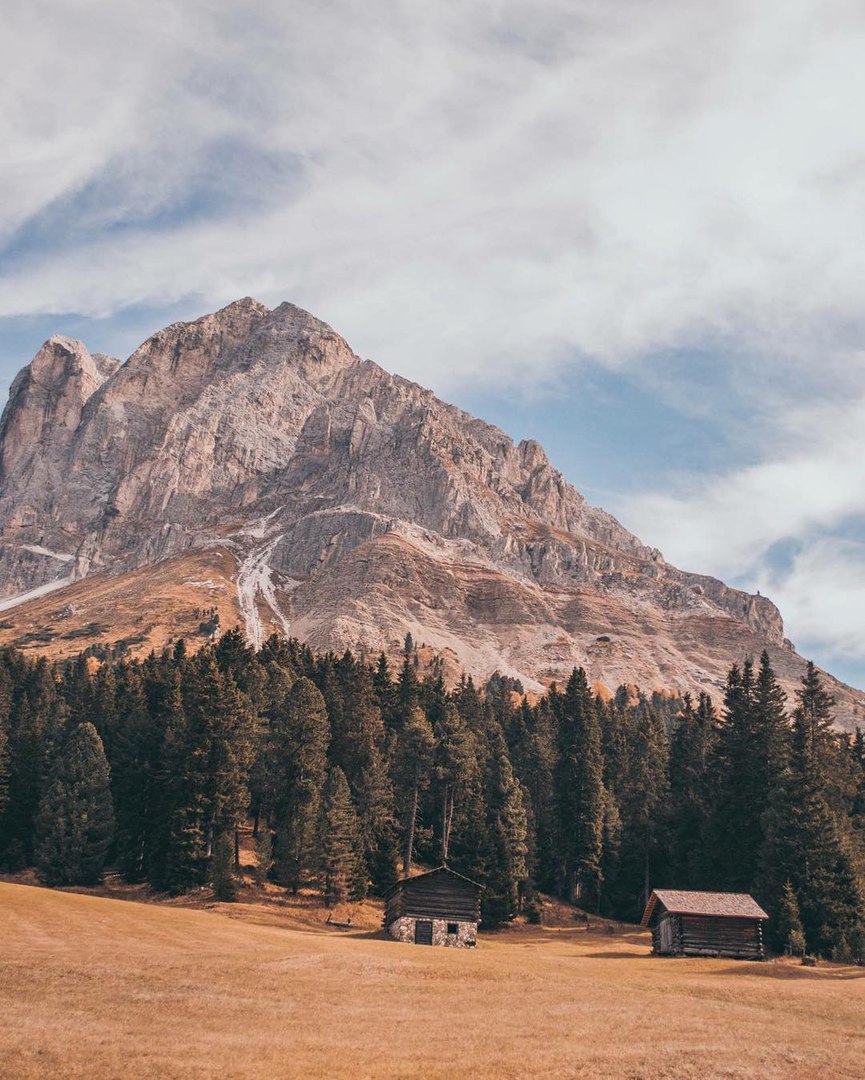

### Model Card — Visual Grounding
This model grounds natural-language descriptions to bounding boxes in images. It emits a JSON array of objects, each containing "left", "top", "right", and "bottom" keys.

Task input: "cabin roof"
[
  {"left": 641, "top": 889, "right": 769, "bottom": 927},
  {"left": 383, "top": 865, "right": 484, "bottom": 900}
]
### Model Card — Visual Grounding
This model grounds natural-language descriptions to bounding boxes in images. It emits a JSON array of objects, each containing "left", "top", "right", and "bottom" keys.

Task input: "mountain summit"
[{"left": 1, "top": 299, "right": 861, "bottom": 725}]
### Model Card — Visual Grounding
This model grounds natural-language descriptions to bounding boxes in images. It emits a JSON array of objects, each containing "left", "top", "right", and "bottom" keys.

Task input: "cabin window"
[{"left": 447, "top": 923, "right": 458, "bottom": 935}]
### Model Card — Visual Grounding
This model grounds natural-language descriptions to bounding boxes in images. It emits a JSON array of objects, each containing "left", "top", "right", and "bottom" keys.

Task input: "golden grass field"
[{"left": 2, "top": 881, "right": 865, "bottom": 1080}]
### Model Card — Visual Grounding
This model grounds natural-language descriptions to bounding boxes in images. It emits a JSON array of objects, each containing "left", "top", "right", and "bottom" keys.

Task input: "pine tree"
[
  {"left": 394, "top": 707, "right": 436, "bottom": 876},
  {"left": 373, "top": 652, "right": 398, "bottom": 731},
  {"left": 396, "top": 657, "right": 421, "bottom": 729},
  {"left": 599, "top": 792, "right": 622, "bottom": 915},
  {"left": 775, "top": 880, "right": 805, "bottom": 955},
  {"left": 555, "top": 668, "right": 606, "bottom": 909},
  {"left": 754, "top": 651, "right": 790, "bottom": 787},
  {"left": 254, "top": 826, "right": 274, "bottom": 885},
  {"left": 4, "top": 658, "right": 68, "bottom": 866},
  {"left": 482, "top": 742, "right": 528, "bottom": 925},
  {"left": 610, "top": 703, "right": 669, "bottom": 919},
  {"left": 151, "top": 671, "right": 209, "bottom": 893},
  {"left": 510, "top": 695, "right": 557, "bottom": 894},
  {"left": 668, "top": 692, "right": 715, "bottom": 886},
  {"left": 797, "top": 660, "right": 846, "bottom": 812},
  {"left": 178, "top": 653, "right": 255, "bottom": 867},
  {"left": 266, "top": 676, "right": 330, "bottom": 891},
  {"left": 318, "top": 766, "right": 365, "bottom": 906},
  {"left": 758, "top": 665, "right": 865, "bottom": 955},
  {"left": 706, "top": 661, "right": 764, "bottom": 889},
  {"left": 34, "top": 722, "right": 115, "bottom": 886},
  {"left": 331, "top": 664, "right": 396, "bottom": 895},
  {"left": 109, "top": 665, "right": 162, "bottom": 882},
  {"left": 211, "top": 829, "right": 237, "bottom": 901},
  {"left": 0, "top": 668, "right": 11, "bottom": 836},
  {"left": 435, "top": 703, "right": 477, "bottom": 864}
]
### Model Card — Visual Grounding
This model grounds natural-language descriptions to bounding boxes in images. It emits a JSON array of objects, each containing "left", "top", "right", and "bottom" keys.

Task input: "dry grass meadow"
[{"left": 2, "top": 881, "right": 865, "bottom": 1080}]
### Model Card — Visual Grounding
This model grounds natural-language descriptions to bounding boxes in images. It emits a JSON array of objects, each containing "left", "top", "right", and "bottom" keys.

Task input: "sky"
[{"left": 2, "top": 0, "right": 864, "bottom": 688}]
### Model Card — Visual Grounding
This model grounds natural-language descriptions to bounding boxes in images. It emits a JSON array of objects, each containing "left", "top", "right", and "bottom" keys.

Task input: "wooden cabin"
[
  {"left": 383, "top": 866, "right": 483, "bottom": 947},
  {"left": 641, "top": 890, "right": 768, "bottom": 960}
]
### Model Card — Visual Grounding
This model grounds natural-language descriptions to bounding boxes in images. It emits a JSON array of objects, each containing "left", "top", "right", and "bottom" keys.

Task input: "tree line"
[{"left": 1, "top": 633, "right": 863, "bottom": 958}]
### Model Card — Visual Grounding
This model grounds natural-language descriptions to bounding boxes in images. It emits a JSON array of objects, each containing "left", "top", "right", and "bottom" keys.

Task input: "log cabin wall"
[
  {"left": 652, "top": 912, "right": 764, "bottom": 959},
  {"left": 385, "top": 874, "right": 481, "bottom": 924},
  {"left": 677, "top": 914, "right": 764, "bottom": 959}
]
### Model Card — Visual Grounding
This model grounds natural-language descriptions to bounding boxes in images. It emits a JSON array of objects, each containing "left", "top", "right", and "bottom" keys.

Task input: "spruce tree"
[
  {"left": 266, "top": 676, "right": 330, "bottom": 891},
  {"left": 482, "top": 743, "right": 528, "bottom": 925},
  {"left": 5, "top": 658, "right": 68, "bottom": 866},
  {"left": 109, "top": 665, "right": 162, "bottom": 882},
  {"left": 668, "top": 692, "right": 715, "bottom": 886},
  {"left": 775, "top": 880, "right": 805, "bottom": 955},
  {"left": 610, "top": 703, "right": 669, "bottom": 919},
  {"left": 34, "top": 722, "right": 115, "bottom": 886},
  {"left": 435, "top": 702, "right": 477, "bottom": 864},
  {"left": 211, "top": 830, "right": 238, "bottom": 901},
  {"left": 318, "top": 766, "right": 365, "bottom": 906},
  {"left": 706, "top": 661, "right": 763, "bottom": 889},
  {"left": 152, "top": 672, "right": 209, "bottom": 893},
  {"left": 758, "top": 665, "right": 865, "bottom": 955},
  {"left": 332, "top": 664, "right": 397, "bottom": 895},
  {"left": 797, "top": 661, "right": 846, "bottom": 812},
  {"left": 174, "top": 653, "right": 255, "bottom": 873},
  {"left": 394, "top": 707, "right": 436, "bottom": 876},
  {"left": 0, "top": 669, "right": 10, "bottom": 837},
  {"left": 511, "top": 695, "right": 557, "bottom": 894},
  {"left": 555, "top": 668, "right": 606, "bottom": 909},
  {"left": 754, "top": 651, "right": 790, "bottom": 787}
]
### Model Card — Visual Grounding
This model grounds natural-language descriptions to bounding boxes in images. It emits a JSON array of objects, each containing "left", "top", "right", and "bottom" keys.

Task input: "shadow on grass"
[
  {"left": 715, "top": 960, "right": 865, "bottom": 981},
  {"left": 581, "top": 950, "right": 651, "bottom": 959},
  {"left": 339, "top": 928, "right": 389, "bottom": 941}
]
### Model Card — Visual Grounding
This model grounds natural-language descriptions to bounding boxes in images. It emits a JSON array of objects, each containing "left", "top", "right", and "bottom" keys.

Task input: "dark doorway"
[{"left": 414, "top": 919, "right": 433, "bottom": 945}]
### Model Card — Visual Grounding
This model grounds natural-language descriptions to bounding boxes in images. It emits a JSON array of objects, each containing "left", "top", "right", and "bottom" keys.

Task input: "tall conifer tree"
[
  {"left": 394, "top": 707, "right": 436, "bottom": 876},
  {"left": 318, "top": 766, "right": 365, "bottom": 905},
  {"left": 34, "top": 722, "right": 115, "bottom": 886},
  {"left": 266, "top": 676, "right": 330, "bottom": 891},
  {"left": 556, "top": 668, "right": 605, "bottom": 908}
]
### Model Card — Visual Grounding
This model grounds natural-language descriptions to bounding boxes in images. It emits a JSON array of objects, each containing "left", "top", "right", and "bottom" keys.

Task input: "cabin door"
[
  {"left": 414, "top": 920, "right": 433, "bottom": 945},
  {"left": 658, "top": 916, "right": 674, "bottom": 953}
]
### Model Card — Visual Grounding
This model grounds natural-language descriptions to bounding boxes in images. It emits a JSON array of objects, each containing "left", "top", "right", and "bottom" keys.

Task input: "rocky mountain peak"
[
  {"left": 0, "top": 299, "right": 861, "bottom": 728},
  {"left": 0, "top": 336, "right": 118, "bottom": 484}
]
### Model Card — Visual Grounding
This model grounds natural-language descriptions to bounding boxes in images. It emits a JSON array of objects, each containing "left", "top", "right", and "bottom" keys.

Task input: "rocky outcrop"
[{"left": 0, "top": 299, "right": 861, "bottom": 726}]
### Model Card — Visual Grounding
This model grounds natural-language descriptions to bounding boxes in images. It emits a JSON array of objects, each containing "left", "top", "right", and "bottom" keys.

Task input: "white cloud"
[
  {"left": 759, "top": 538, "right": 865, "bottom": 663},
  {"left": 2, "top": 0, "right": 865, "bottom": 393},
  {"left": 617, "top": 395, "right": 865, "bottom": 578},
  {"left": 3, "top": 0, "right": 865, "bottom": 679}
]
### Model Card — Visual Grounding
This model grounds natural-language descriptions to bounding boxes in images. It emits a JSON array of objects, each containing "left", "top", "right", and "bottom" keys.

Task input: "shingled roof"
[{"left": 641, "top": 889, "right": 769, "bottom": 928}]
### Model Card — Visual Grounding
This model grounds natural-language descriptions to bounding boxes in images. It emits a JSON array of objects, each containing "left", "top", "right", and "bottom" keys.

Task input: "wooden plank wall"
[
  {"left": 676, "top": 915, "right": 764, "bottom": 959},
  {"left": 385, "top": 874, "right": 481, "bottom": 925}
]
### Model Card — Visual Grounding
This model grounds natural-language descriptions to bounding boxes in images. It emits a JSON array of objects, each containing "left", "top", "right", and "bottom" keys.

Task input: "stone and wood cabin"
[
  {"left": 383, "top": 866, "right": 483, "bottom": 947},
  {"left": 641, "top": 889, "right": 768, "bottom": 960}
]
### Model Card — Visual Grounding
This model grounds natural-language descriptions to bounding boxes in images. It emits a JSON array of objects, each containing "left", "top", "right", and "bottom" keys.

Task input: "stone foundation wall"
[{"left": 387, "top": 916, "right": 477, "bottom": 948}]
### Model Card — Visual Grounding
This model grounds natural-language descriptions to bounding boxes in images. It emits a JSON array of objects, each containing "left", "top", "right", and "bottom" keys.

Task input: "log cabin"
[
  {"left": 641, "top": 889, "right": 768, "bottom": 959},
  {"left": 383, "top": 866, "right": 483, "bottom": 947}
]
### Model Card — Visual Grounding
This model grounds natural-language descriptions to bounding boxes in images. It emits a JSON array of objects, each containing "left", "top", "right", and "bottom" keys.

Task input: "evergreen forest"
[{"left": 1, "top": 632, "right": 864, "bottom": 960}]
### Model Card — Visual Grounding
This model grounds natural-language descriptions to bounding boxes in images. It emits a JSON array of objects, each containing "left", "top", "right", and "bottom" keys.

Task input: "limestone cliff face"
[{"left": 0, "top": 299, "right": 860, "bottom": 725}]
